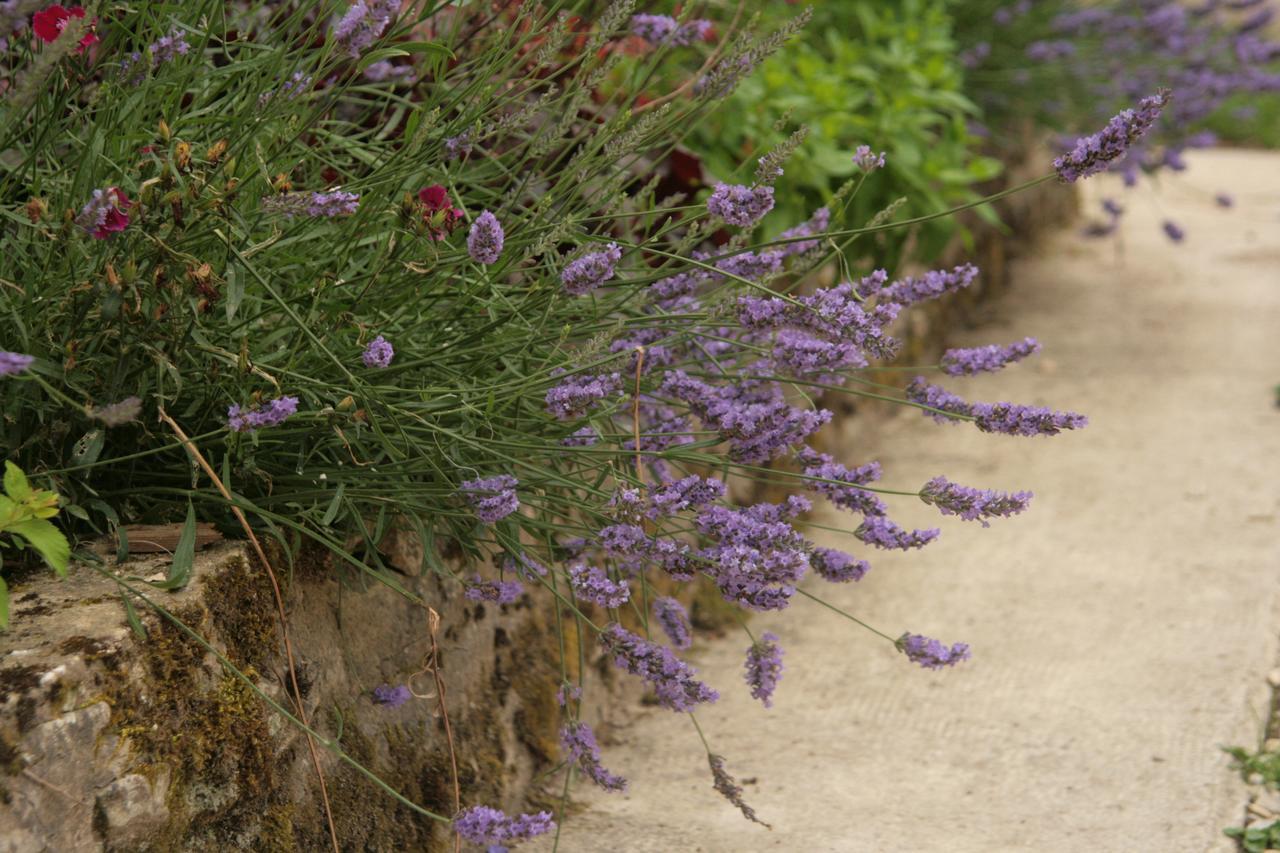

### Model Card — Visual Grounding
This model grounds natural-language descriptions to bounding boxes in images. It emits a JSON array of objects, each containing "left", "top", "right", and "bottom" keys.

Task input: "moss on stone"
[{"left": 202, "top": 553, "right": 279, "bottom": 670}]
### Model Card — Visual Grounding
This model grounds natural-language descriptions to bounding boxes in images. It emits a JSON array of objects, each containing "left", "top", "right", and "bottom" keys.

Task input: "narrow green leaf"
[
  {"left": 321, "top": 482, "right": 345, "bottom": 526},
  {"left": 119, "top": 586, "right": 146, "bottom": 639},
  {"left": 225, "top": 264, "right": 244, "bottom": 322},
  {"left": 0, "top": 575, "right": 8, "bottom": 631},
  {"left": 159, "top": 502, "right": 197, "bottom": 590},
  {"left": 398, "top": 41, "right": 453, "bottom": 59},
  {"left": 10, "top": 518, "right": 71, "bottom": 577}
]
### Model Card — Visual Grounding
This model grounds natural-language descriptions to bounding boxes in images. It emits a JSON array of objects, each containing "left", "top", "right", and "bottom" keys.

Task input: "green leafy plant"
[
  {"left": 1225, "top": 820, "right": 1280, "bottom": 853},
  {"left": 0, "top": 460, "right": 71, "bottom": 629}
]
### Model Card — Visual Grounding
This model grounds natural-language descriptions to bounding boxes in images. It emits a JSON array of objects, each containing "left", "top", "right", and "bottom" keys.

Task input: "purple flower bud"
[
  {"left": 452, "top": 806, "right": 555, "bottom": 847},
  {"left": 0, "top": 351, "right": 34, "bottom": 377},
  {"left": 896, "top": 632, "right": 971, "bottom": 670},
  {"left": 464, "top": 575, "right": 524, "bottom": 604},
  {"left": 561, "top": 243, "right": 623, "bottom": 295},
  {"left": 852, "top": 145, "right": 886, "bottom": 173},
  {"left": 361, "top": 335, "right": 394, "bottom": 368},
  {"left": 600, "top": 623, "right": 718, "bottom": 712},
  {"left": 1053, "top": 91, "right": 1171, "bottom": 183},
  {"left": 560, "top": 722, "right": 627, "bottom": 792},
  {"left": 458, "top": 474, "right": 519, "bottom": 523},
  {"left": 1162, "top": 220, "right": 1186, "bottom": 242},
  {"left": 467, "top": 210, "right": 504, "bottom": 264},
  {"left": 919, "top": 476, "right": 1033, "bottom": 527},
  {"left": 652, "top": 596, "right": 692, "bottom": 650},
  {"left": 743, "top": 632, "right": 783, "bottom": 707},
  {"left": 706, "top": 183, "right": 775, "bottom": 228},
  {"left": 939, "top": 337, "right": 1041, "bottom": 376},
  {"left": 568, "top": 563, "right": 630, "bottom": 608},
  {"left": 228, "top": 395, "right": 299, "bottom": 432}
]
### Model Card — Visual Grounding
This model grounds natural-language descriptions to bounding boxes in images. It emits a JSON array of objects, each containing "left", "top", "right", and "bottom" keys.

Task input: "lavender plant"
[{"left": 0, "top": 0, "right": 1129, "bottom": 847}]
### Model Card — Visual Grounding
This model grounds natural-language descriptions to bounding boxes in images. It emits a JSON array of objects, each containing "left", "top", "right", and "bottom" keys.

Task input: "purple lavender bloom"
[
  {"left": 89, "top": 396, "right": 143, "bottom": 427},
  {"left": 545, "top": 371, "right": 622, "bottom": 419},
  {"left": 743, "top": 632, "right": 783, "bottom": 707},
  {"left": 795, "top": 282, "right": 902, "bottom": 358},
  {"left": 262, "top": 190, "right": 359, "bottom": 218},
  {"left": 852, "top": 145, "right": 886, "bottom": 173},
  {"left": 467, "top": 211, "right": 504, "bottom": 264},
  {"left": 715, "top": 249, "right": 783, "bottom": 283},
  {"left": 855, "top": 515, "right": 940, "bottom": 551},
  {"left": 919, "top": 476, "right": 1033, "bottom": 527},
  {"left": 600, "top": 623, "right": 718, "bottom": 712},
  {"left": 568, "top": 563, "right": 631, "bottom": 608},
  {"left": 1026, "top": 39, "right": 1077, "bottom": 62},
  {"left": 1162, "top": 220, "right": 1186, "bottom": 242},
  {"left": 652, "top": 596, "right": 692, "bottom": 650},
  {"left": 709, "top": 754, "right": 770, "bottom": 827},
  {"left": 259, "top": 71, "right": 311, "bottom": 106},
  {"left": 362, "top": 60, "right": 413, "bottom": 83},
  {"left": 444, "top": 132, "right": 473, "bottom": 160},
  {"left": 736, "top": 295, "right": 791, "bottom": 330},
  {"left": 940, "top": 337, "right": 1041, "bottom": 376},
  {"left": 896, "top": 632, "right": 971, "bottom": 670},
  {"left": 777, "top": 206, "right": 831, "bottom": 255},
  {"left": 630, "top": 14, "right": 710, "bottom": 46},
  {"left": 560, "top": 426, "right": 599, "bottom": 447},
  {"left": 372, "top": 684, "right": 411, "bottom": 707},
  {"left": 464, "top": 575, "right": 524, "bottom": 604},
  {"left": 772, "top": 328, "right": 867, "bottom": 378},
  {"left": 706, "top": 183, "right": 775, "bottom": 228},
  {"left": 560, "top": 722, "right": 627, "bottom": 792},
  {"left": 555, "top": 684, "right": 582, "bottom": 707},
  {"left": 458, "top": 474, "right": 519, "bottom": 523},
  {"left": 880, "top": 264, "right": 980, "bottom": 306},
  {"left": 452, "top": 806, "right": 555, "bottom": 849},
  {"left": 227, "top": 395, "right": 299, "bottom": 432},
  {"left": 361, "top": 335, "right": 394, "bottom": 368},
  {"left": 796, "top": 447, "right": 886, "bottom": 517},
  {"left": 561, "top": 243, "right": 623, "bottom": 295},
  {"left": 1053, "top": 91, "right": 1171, "bottom": 183},
  {"left": 905, "top": 378, "right": 1088, "bottom": 436},
  {"left": 149, "top": 28, "right": 190, "bottom": 65},
  {"left": 810, "top": 547, "right": 869, "bottom": 583},
  {"left": 0, "top": 351, "right": 34, "bottom": 377},
  {"left": 646, "top": 476, "right": 726, "bottom": 520},
  {"left": 1215, "top": 193, "right": 1235, "bottom": 208},
  {"left": 333, "top": 0, "right": 400, "bottom": 57}
]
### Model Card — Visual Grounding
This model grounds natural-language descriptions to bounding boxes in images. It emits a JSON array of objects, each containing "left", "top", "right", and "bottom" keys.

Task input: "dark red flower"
[
  {"left": 32, "top": 5, "right": 98, "bottom": 54},
  {"left": 417, "top": 184, "right": 463, "bottom": 240}
]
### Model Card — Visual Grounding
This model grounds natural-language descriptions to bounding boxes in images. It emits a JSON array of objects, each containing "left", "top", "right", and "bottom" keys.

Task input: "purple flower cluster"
[
  {"left": 227, "top": 396, "right": 299, "bottom": 432},
  {"left": 600, "top": 623, "right": 718, "bottom": 712},
  {"left": 880, "top": 264, "right": 980, "bottom": 307},
  {"left": 372, "top": 684, "right": 411, "bottom": 707},
  {"left": 467, "top": 210, "right": 504, "bottom": 264},
  {"left": 333, "top": 0, "right": 400, "bottom": 57},
  {"left": 630, "top": 14, "right": 711, "bottom": 46},
  {"left": 810, "top": 547, "right": 869, "bottom": 583},
  {"left": 444, "top": 132, "right": 473, "bottom": 160},
  {"left": 706, "top": 183, "right": 775, "bottom": 228},
  {"left": 743, "top": 632, "right": 783, "bottom": 707},
  {"left": 1053, "top": 91, "right": 1171, "bottom": 183},
  {"left": 896, "top": 632, "right": 971, "bottom": 671},
  {"left": 458, "top": 474, "right": 519, "bottom": 523},
  {"left": 560, "top": 426, "right": 599, "bottom": 447},
  {"left": 361, "top": 335, "right": 394, "bottom": 368},
  {"left": 906, "top": 378, "right": 1089, "bottom": 436},
  {"left": 855, "top": 515, "right": 940, "bottom": 551},
  {"left": 940, "top": 337, "right": 1041, "bottom": 376},
  {"left": 696, "top": 498, "right": 812, "bottom": 611},
  {"left": 545, "top": 370, "right": 622, "bottom": 419},
  {"left": 561, "top": 722, "right": 627, "bottom": 792},
  {"left": 464, "top": 576, "right": 524, "bottom": 604},
  {"left": 452, "top": 806, "right": 555, "bottom": 849},
  {"left": 647, "top": 476, "right": 726, "bottom": 519},
  {"left": 796, "top": 446, "right": 886, "bottom": 517},
  {"left": 568, "top": 563, "right": 631, "bottom": 608},
  {"left": 652, "top": 596, "right": 692, "bottom": 650},
  {"left": 852, "top": 145, "right": 886, "bottom": 173},
  {"left": 777, "top": 206, "right": 831, "bottom": 255},
  {"left": 561, "top": 243, "right": 622, "bottom": 295},
  {"left": 262, "top": 190, "right": 360, "bottom": 218},
  {"left": 919, "top": 476, "right": 1032, "bottom": 527},
  {"left": 0, "top": 351, "right": 33, "bottom": 377}
]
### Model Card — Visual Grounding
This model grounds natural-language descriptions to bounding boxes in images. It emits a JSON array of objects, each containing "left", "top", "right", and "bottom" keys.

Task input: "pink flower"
[
  {"left": 417, "top": 184, "right": 462, "bottom": 240},
  {"left": 32, "top": 5, "right": 98, "bottom": 54},
  {"left": 76, "top": 187, "right": 132, "bottom": 239}
]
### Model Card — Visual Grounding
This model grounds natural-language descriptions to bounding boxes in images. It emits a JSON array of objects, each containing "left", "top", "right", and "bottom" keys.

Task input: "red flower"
[
  {"left": 417, "top": 184, "right": 463, "bottom": 241},
  {"left": 32, "top": 5, "right": 98, "bottom": 54},
  {"left": 76, "top": 187, "right": 132, "bottom": 240}
]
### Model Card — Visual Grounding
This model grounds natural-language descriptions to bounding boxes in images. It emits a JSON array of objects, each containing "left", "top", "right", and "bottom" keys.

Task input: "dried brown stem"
[{"left": 157, "top": 408, "right": 341, "bottom": 853}]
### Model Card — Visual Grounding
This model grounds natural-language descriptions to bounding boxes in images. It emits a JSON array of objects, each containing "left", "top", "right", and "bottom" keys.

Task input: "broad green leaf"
[
  {"left": 3, "top": 461, "right": 31, "bottom": 502},
  {"left": 10, "top": 518, "right": 71, "bottom": 577}
]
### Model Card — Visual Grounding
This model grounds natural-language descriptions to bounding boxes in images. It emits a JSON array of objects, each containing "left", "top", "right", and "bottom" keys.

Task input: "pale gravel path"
[{"left": 529, "top": 149, "right": 1280, "bottom": 853}]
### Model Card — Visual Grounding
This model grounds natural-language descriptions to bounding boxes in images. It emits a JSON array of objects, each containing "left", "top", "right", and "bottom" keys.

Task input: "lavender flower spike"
[
  {"left": 919, "top": 476, "right": 1032, "bottom": 527},
  {"left": 333, "top": 0, "right": 400, "bottom": 57},
  {"left": 940, "top": 337, "right": 1041, "bottom": 376},
  {"left": 709, "top": 754, "right": 770, "bottom": 827},
  {"left": 0, "top": 351, "right": 34, "bottom": 377},
  {"left": 707, "top": 183, "right": 775, "bottom": 228},
  {"left": 568, "top": 563, "right": 631, "bottom": 608},
  {"left": 896, "top": 632, "right": 971, "bottom": 670},
  {"left": 362, "top": 335, "right": 394, "bottom": 368},
  {"left": 452, "top": 806, "right": 555, "bottom": 849},
  {"left": 372, "top": 684, "right": 411, "bottom": 707},
  {"left": 467, "top": 210, "right": 504, "bottom": 264},
  {"left": 561, "top": 243, "right": 623, "bottom": 295},
  {"left": 652, "top": 596, "right": 692, "bottom": 650},
  {"left": 600, "top": 623, "right": 718, "bottom": 712},
  {"left": 852, "top": 145, "right": 886, "bottom": 173},
  {"left": 744, "top": 632, "right": 784, "bottom": 707},
  {"left": 458, "top": 474, "right": 520, "bottom": 523},
  {"left": 227, "top": 396, "right": 299, "bottom": 432},
  {"left": 262, "top": 190, "right": 360, "bottom": 218},
  {"left": 560, "top": 722, "right": 628, "bottom": 792},
  {"left": 1053, "top": 90, "right": 1171, "bottom": 183}
]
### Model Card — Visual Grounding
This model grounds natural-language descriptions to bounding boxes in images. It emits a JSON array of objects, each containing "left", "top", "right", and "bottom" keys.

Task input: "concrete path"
[{"left": 531, "top": 150, "right": 1280, "bottom": 853}]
